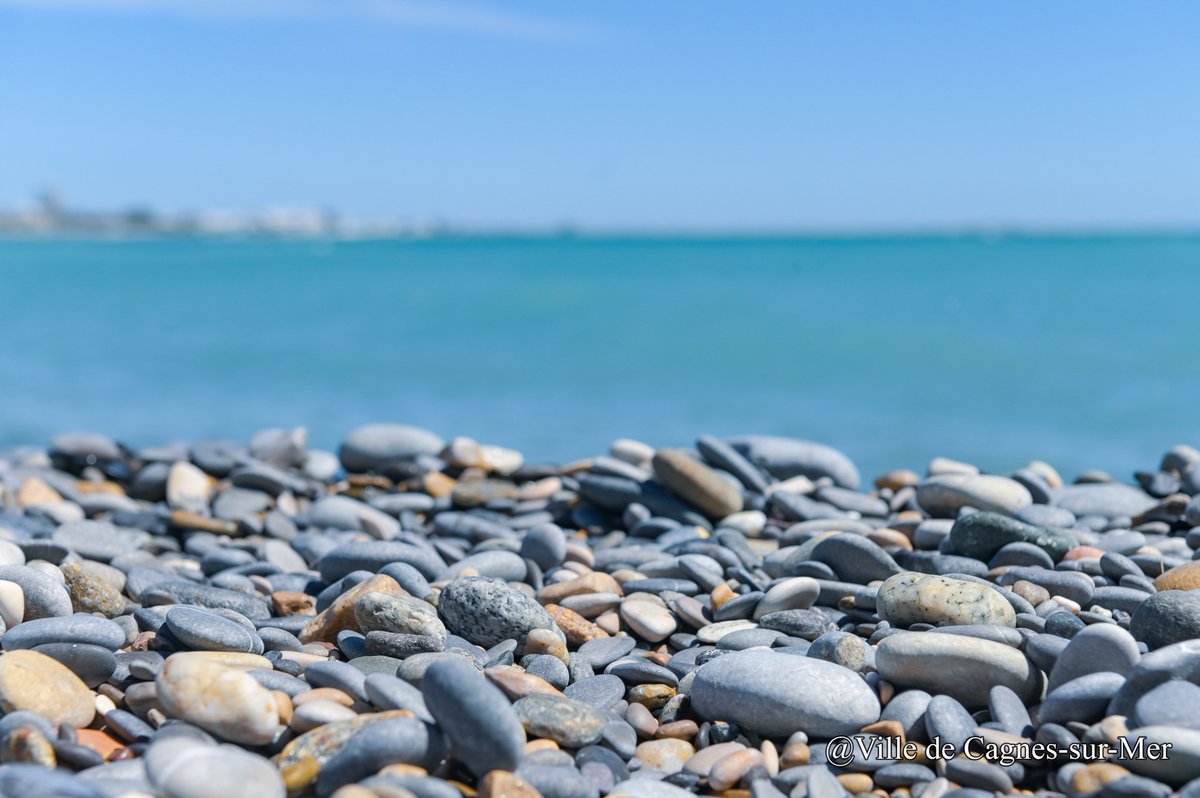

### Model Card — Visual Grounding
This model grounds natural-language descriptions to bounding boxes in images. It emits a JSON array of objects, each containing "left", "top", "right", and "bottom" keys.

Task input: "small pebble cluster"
[{"left": 1, "top": 425, "right": 1200, "bottom": 798}]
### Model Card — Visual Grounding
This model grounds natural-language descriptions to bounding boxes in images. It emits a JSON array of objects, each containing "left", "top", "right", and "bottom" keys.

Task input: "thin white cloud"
[{"left": 0, "top": 0, "right": 592, "bottom": 42}]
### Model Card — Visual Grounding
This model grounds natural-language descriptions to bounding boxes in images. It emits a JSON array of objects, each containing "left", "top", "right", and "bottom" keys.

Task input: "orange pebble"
[{"left": 79, "top": 729, "right": 125, "bottom": 759}]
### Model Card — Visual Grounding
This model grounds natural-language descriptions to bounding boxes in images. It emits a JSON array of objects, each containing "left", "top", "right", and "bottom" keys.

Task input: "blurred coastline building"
[{"left": 0, "top": 189, "right": 440, "bottom": 239}]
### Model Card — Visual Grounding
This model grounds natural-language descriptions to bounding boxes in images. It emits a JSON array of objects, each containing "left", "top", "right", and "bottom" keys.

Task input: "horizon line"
[{"left": 3, "top": 224, "right": 1200, "bottom": 243}]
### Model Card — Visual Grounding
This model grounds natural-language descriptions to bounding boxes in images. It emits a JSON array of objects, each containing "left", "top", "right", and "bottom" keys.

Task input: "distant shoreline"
[{"left": 2, "top": 228, "right": 1200, "bottom": 245}]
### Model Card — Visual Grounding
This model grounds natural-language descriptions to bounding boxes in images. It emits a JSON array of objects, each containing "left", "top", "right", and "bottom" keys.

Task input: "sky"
[{"left": 1, "top": 1, "right": 1198, "bottom": 230}]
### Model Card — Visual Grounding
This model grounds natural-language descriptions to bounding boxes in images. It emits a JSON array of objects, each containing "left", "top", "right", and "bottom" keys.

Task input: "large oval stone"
[
  {"left": 651, "top": 449, "right": 742, "bottom": 518},
  {"left": 917, "top": 474, "right": 1032, "bottom": 517},
  {"left": 877, "top": 573, "right": 1015, "bottom": 628},
  {"left": 875, "top": 631, "right": 1042, "bottom": 708},
  {"left": 339, "top": 424, "right": 444, "bottom": 472},
  {"left": 156, "top": 653, "right": 279, "bottom": 744},
  {"left": 0, "top": 649, "right": 96, "bottom": 727},
  {"left": 690, "top": 649, "right": 880, "bottom": 738}
]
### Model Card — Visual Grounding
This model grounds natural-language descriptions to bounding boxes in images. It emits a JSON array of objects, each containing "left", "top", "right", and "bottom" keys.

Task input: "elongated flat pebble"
[
  {"left": 875, "top": 632, "right": 1041, "bottom": 708},
  {"left": 421, "top": 655, "right": 525, "bottom": 777},
  {"left": 691, "top": 649, "right": 880, "bottom": 737}
]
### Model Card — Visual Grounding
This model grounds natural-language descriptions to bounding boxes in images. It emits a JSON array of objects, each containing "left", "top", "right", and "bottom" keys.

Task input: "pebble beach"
[{"left": 1, "top": 424, "right": 1200, "bottom": 798}]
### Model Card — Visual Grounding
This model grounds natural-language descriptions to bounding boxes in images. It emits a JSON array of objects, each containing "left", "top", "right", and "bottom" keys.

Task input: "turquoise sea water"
[{"left": 1, "top": 234, "right": 1197, "bottom": 481}]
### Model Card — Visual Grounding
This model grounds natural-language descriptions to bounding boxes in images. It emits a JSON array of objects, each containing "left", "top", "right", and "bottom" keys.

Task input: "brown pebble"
[
  {"left": 595, "top": 612, "right": 621, "bottom": 635},
  {"left": 78, "top": 729, "right": 124, "bottom": 760},
  {"left": 170, "top": 509, "right": 236, "bottom": 535},
  {"left": 272, "top": 691, "right": 293, "bottom": 726},
  {"left": 479, "top": 770, "right": 544, "bottom": 798},
  {"left": 523, "top": 628, "right": 568, "bottom": 663},
  {"left": 281, "top": 755, "right": 320, "bottom": 792},
  {"left": 272, "top": 591, "right": 317, "bottom": 616},
  {"left": 486, "top": 667, "right": 561, "bottom": 700},
  {"left": 655, "top": 720, "right": 699, "bottom": 740},
  {"left": 709, "top": 749, "right": 764, "bottom": 791},
  {"left": 625, "top": 702, "right": 658, "bottom": 738},
  {"left": 1012, "top": 579, "right": 1051, "bottom": 606},
  {"left": 538, "top": 572, "right": 623, "bottom": 603},
  {"left": 378, "top": 763, "right": 427, "bottom": 778},
  {"left": 1, "top": 726, "right": 56, "bottom": 766},
  {"left": 779, "top": 742, "right": 809, "bottom": 768},
  {"left": 299, "top": 574, "right": 406, "bottom": 643},
  {"left": 711, "top": 584, "right": 736, "bottom": 610},
  {"left": 128, "top": 631, "right": 157, "bottom": 651},
  {"left": 524, "top": 739, "right": 559, "bottom": 754},
  {"left": 17, "top": 477, "right": 63, "bottom": 507},
  {"left": 861, "top": 719, "right": 905, "bottom": 741},
  {"left": 1155, "top": 560, "right": 1200, "bottom": 591},
  {"left": 544, "top": 604, "right": 609, "bottom": 645},
  {"left": 627, "top": 684, "right": 675, "bottom": 710},
  {"left": 1070, "top": 762, "right": 1132, "bottom": 794},
  {"left": 875, "top": 470, "right": 920, "bottom": 491},
  {"left": 838, "top": 772, "right": 873, "bottom": 793},
  {"left": 422, "top": 471, "right": 456, "bottom": 498},
  {"left": 328, "top": 786, "right": 378, "bottom": 798}
]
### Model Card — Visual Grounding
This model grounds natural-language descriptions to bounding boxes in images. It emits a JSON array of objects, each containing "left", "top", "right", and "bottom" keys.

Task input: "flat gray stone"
[{"left": 690, "top": 648, "right": 880, "bottom": 737}]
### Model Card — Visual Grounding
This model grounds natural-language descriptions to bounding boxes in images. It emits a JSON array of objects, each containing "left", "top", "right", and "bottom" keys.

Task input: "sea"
[{"left": 1, "top": 233, "right": 1197, "bottom": 482}]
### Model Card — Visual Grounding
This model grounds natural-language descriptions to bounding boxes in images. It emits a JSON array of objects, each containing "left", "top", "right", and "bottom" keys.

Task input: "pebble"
[
  {"left": 1132, "top": 591, "right": 1200, "bottom": 649},
  {"left": 3, "top": 427, "right": 1200, "bottom": 797},
  {"left": 339, "top": 423, "right": 445, "bottom": 472},
  {"left": 164, "top": 607, "right": 262, "bottom": 654},
  {"left": 438, "top": 576, "right": 559, "bottom": 649},
  {"left": 0, "top": 565, "right": 72, "bottom": 620},
  {"left": 876, "top": 631, "right": 1041, "bottom": 707},
  {"left": 619, "top": 599, "right": 677, "bottom": 642},
  {"left": 652, "top": 448, "right": 743, "bottom": 518},
  {"left": 690, "top": 649, "right": 879, "bottom": 737},
  {"left": 877, "top": 572, "right": 1015, "bottom": 628},
  {"left": 0, "top": 649, "right": 95, "bottom": 726},
  {"left": 421, "top": 655, "right": 525, "bottom": 777},
  {"left": 916, "top": 473, "right": 1033, "bottom": 516},
  {"left": 947, "top": 511, "right": 1075, "bottom": 562},
  {"left": 146, "top": 738, "right": 284, "bottom": 798},
  {"left": 2, "top": 613, "right": 125, "bottom": 650},
  {"left": 1047, "top": 623, "right": 1141, "bottom": 691},
  {"left": 514, "top": 693, "right": 605, "bottom": 747},
  {"left": 59, "top": 562, "right": 125, "bottom": 617},
  {"left": 155, "top": 653, "right": 280, "bottom": 744},
  {"left": 725, "top": 435, "right": 861, "bottom": 489},
  {"left": 353, "top": 591, "right": 446, "bottom": 639}
]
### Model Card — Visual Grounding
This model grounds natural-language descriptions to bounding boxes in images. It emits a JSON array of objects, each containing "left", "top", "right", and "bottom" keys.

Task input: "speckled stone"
[
  {"left": 299, "top": 573, "right": 406, "bottom": 644},
  {"left": 437, "top": 577, "right": 559, "bottom": 649},
  {"left": 513, "top": 693, "right": 605, "bottom": 748},
  {"left": 60, "top": 562, "right": 125, "bottom": 618},
  {"left": 1131, "top": 591, "right": 1200, "bottom": 650},
  {"left": 353, "top": 591, "right": 445, "bottom": 639},
  {"left": 877, "top": 573, "right": 1016, "bottom": 628}
]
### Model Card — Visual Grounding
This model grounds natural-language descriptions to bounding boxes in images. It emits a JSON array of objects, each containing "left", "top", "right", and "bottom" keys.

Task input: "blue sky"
[{"left": 1, "top": 1, "right": 1198, "bottom": 229}]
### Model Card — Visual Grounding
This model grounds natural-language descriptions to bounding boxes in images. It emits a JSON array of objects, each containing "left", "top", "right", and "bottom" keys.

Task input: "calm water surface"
[{"left": 1, "top": 234, "right": 1197, "bottom": 481}]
